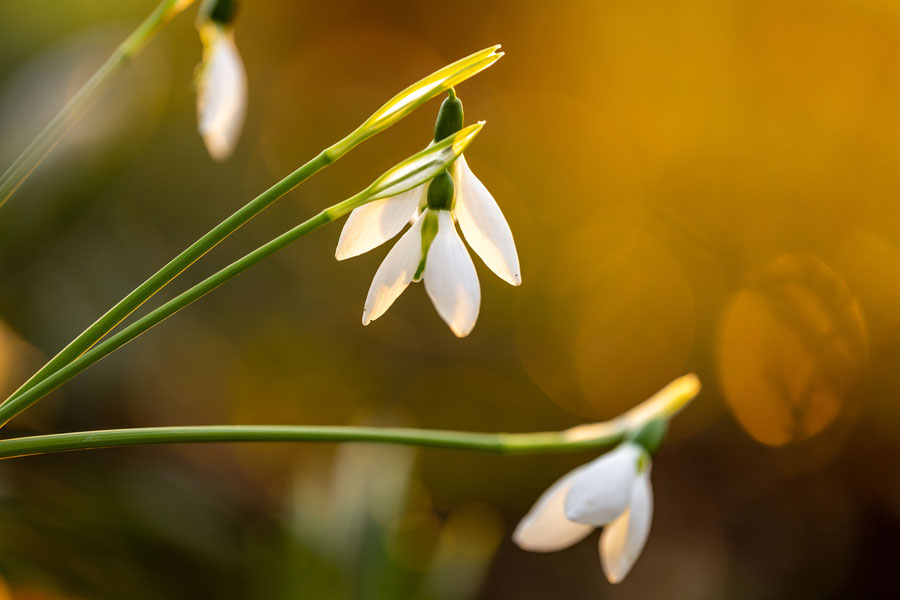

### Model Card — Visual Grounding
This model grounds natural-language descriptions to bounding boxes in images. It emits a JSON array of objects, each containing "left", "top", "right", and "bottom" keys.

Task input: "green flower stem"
[
  {"left": 0, "top": 425, "right": 622, "bottom": 460},
  {"left": 1, "top": 150, "right": 334, "bottom": 417},
  {"left": 0, "top": 377, "right": 700, "bottom": 460},
  {"left": 0, "top": 124, "right": 484, "bottom": 427},
  {"left": 0, "top": 375, "right": 702, "bottom": 461},
  {"left": 0, "top": 198, "right": 343, "bottom": 428},
  {"left": 1, "top": 46, "right": 500, "bottom": 424},
  {"left": 0, "top": 0, "right": 192, "bottom": 208}
]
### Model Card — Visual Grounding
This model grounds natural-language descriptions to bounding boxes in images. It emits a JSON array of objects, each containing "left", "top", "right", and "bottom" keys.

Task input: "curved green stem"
[
  {"left": 0, "top": 0, "right": 191, "bottom": 208},
  {"left": 0, "top": 375, "right": 701, "bottom": 460},
  {"left": 1, "top": 46, "right": 501, "bottom": 426}
]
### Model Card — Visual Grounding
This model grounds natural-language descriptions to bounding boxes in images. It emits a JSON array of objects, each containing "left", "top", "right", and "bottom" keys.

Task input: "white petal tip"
[
  {"left": 511, "top": 530, "right": 550, "bottom": 553},
  {"left": 335, "top": 239, "right": 371, "bottom": 262},
  {"left": 200, "top": 133, "right": 236, "bottom": 162},
  {"left": 450, "top": 324, "right": 475, "bottom": 338},
  {"left": 601, "top": 558, "right": 634, "bottom": 585},
  {"left": 497, "top": 271, "right": 522, "bottom": 287},
  {"left": 511, "top": 522, "right": 573, "bottom": 554}
]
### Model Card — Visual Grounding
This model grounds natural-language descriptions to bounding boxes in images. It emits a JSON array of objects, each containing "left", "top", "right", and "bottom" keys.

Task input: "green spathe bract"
[
  {"left": 328, "top": 46, "right": 502, "bottom": 157},
  {"left": 362, "top": 123, "right": 482, "bottom": 203}
]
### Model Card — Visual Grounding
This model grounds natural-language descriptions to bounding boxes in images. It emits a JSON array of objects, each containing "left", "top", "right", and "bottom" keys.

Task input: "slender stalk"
[
  {"left": 0, "top": 205, "right": 337, "bottom": 426},
  {"left": 0, "top": 125, "right": 484, "bottom": 426},
  {"left": 0, "top": 375, "right": 702, "bottom": 460},
  {"left": 0, "top": 0, "right": 191, "bottom": 208},
  {"left": 1, "top": 150, "right": 333, "bottom": 412},
  {"left": 1, "top": 46, "right": 501, "bottom": 420},
  {"left": 0, "top": 425, "right": 621, "bottom": 460}
]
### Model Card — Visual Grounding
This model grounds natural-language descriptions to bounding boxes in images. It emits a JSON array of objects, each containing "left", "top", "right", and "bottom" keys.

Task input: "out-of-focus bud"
[
  {"left": 198, "top": 0, "right": 238, "bottom": 24},
  {"left": 195, "top": 0, "right": 246, "bottom": 161}
]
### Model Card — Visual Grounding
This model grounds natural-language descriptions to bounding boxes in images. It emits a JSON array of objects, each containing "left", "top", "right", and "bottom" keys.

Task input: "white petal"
[
  {"left": 197, "top": 31, "right": 247, "bottom": 161},
  {"left": 336, "top": 185, "right": 425, "bottom": 260},
  {"left": 423, "top": 211, "right": 480, "bottom": 337},
  {"left": 564, "top": 443, "right": 642, "bottom": 526},
  {"left": 453, "top": 156, "right": 521, "bottom": 285},
  {"left": 513, "top": 465, "right": 595, "bottom": 552},
  {"left": 599, "top": 468, "right": 654, "bottom": 584},
  {"left": 362, "top": 215, "right": 424, "bottom": 325}
]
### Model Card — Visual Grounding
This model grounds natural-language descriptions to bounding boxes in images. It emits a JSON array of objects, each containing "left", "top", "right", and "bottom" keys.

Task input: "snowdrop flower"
[
  {"left": 195, "top": 0, "right": 247, "bottom": 161},
  {"left": 359, "top": 170, "right": 481, "bottom": 337},
  {"left": 336, "top": 90, "right": 520, "bottom": 336},
  {"left": 513, "top": 420, "right": 667, "bottom": 584}
]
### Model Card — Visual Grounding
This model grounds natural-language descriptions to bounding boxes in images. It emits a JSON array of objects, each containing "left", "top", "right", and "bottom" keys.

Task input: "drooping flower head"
[
  {"left": 336, "top": 90, "right": 521, "bottom": 336},
  {"left": 195, "top": 0, "right": 247, "bottom": 161},
  {"left": 514, "top": 419, "right": 669, "bottom": 584}
]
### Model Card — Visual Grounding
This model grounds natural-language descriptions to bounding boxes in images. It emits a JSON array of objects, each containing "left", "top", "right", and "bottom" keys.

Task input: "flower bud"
[
  {"left": 433, "top": 90, "right": 464, "bottom": 142},
  {"left": 426, "top": 170, "right": 454, "bottom": 211},
  {"left": 199, "top": 0, "right": 238, "bottom": 25}
]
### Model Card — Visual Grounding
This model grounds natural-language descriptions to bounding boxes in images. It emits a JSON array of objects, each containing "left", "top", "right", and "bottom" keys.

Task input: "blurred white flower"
[
  {"left": 195, "top": 23, "right": 246, "bottom": 161},
  {"left": 513, "top": 442, "right": 654, "bottom": 584}
]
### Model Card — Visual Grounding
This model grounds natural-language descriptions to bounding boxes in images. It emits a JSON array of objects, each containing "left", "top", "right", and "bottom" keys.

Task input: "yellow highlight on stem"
[
  {"left": 166, "top": 0, "right": 197, "bottom": 19},
  {"left": 561, "top": 374, "right": 702, "bottom": 443}
]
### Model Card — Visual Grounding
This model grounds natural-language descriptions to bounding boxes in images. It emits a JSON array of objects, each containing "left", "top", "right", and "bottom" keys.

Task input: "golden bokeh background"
[{"left": 2, "top": 0, "right": 900, "bottom": 597}]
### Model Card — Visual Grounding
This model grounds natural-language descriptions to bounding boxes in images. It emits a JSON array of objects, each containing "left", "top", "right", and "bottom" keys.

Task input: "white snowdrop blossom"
[
  {"left": 336, "top": 155, "right": 521, "bottom": 286},
  {"left": 195, "top": 22, "right": 247, "bottom": 161},
  {"left": 351, "top": 170, "right": 480, "bottom": 337},
  {"left": 513, "top": 442, "right": 654, "bottom": 584},
  {"left": 335, "top": 92, "right": 520, "bottom": 336}
]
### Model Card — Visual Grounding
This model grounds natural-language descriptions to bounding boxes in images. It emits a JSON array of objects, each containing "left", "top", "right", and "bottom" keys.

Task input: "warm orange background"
[{"left": 1, "top": 0, "right": 898, "bottom": 598}]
